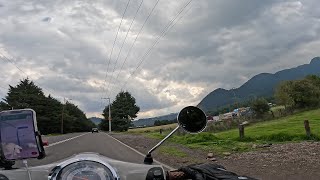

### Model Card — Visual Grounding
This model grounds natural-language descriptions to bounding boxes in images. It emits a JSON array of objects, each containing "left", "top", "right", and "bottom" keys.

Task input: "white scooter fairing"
[{"left": 0, "top": 152, "right": 165, "bottom": 180}]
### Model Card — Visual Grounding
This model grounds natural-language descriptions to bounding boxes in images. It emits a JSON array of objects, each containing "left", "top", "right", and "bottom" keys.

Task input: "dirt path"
[
  {"left": 219, "top": 141, "right": 320, "bottom": 180},
  {"left": 111, "top": 133, "right": 320, "bottom": 180}
]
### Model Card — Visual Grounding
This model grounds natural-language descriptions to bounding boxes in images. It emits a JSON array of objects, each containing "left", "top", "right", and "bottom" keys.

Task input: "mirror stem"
[
  {"left": 148, "top": 126, "right": 180, "bottom": 154},
  {"left": 144, "top": 126, "right": 180, "bottom": 164}
]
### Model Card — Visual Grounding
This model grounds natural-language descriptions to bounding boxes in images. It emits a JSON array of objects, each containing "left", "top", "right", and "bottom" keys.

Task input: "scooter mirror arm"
[{"left": 144, "top": 126, "right": 180, "bottom": 164}]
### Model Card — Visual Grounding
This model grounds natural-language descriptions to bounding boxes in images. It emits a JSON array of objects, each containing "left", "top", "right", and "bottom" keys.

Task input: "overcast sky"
[{"left": 1, "top": 0, "right": 320, "bottom": 119}]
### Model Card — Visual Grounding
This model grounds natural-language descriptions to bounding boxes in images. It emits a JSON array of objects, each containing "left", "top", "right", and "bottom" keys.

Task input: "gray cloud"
[{"left": 1, "top": 0, "right": 320, "bottom": 118}]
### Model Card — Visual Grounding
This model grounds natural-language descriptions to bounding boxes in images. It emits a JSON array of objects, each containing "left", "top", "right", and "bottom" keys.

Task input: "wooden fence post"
[
  {"left": 304, "top": 120, "right": 311, "bottom": 137},
  {"left": 239, "top": 124, "right": 244, "bottom": 139}
]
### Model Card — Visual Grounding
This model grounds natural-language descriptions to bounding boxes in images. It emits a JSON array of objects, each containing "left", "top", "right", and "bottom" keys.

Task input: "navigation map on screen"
[{"left": 0, "top": 110, "right": 39, "bottom": 160}]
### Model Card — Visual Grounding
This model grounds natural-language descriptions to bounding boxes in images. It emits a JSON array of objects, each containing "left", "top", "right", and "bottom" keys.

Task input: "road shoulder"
[
  {"left": 105, "top": 132, "right": 174, "bottom": 170},
  {"left": 111, "top": 133, "right": 320, "bottom": 180}
]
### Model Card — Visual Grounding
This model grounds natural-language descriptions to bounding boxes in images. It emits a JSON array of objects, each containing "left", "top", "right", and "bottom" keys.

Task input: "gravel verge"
[{"left": 111, "top": 133, "right": 320, "bottom": 180}]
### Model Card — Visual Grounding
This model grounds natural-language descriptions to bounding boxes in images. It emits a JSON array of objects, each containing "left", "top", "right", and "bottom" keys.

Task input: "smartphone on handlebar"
[{"left": 0, "top": 109, "right": 46, "bottom": 161}]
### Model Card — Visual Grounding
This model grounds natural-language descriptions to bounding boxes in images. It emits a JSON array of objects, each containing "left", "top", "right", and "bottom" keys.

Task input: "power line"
[
  {"left": 0, "top": 52, "right": 64, "bottom": 100},
  {"left": 104, "top": 0, "right": 160, "bottom": 98},
  {"left": 139, "top": 2, "right": 194, "bottom": 95},
  {"left": 111, "top": 0, "right": 193, "bottom": 97},
  {"left": 0, "top": 52, "right": 28, "bottom": 76},
  {"left": 106, "top": 0, "right": 144, "bottom": 94},
  {"left": 102, "top": 0, "right": 132, "bottom": 97},
  {"left": 134, "top": 0, "right": 192, "bottom": 71}
]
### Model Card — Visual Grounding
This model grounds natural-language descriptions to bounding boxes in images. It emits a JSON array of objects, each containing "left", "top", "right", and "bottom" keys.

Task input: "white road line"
[
  {"left": 104, "top": 132, "right": 175, "bottom": 170},
  {"left": 45, "top": 133, "right": 89, "bottom": 148}
]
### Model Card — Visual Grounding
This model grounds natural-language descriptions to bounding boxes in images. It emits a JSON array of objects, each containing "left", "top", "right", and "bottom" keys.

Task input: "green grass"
[
  {"left": 141, "top": 109, "right": 320, "bottom": 155},
  {"left": 169, "top": 133, "right": 255, "bottom": 155},
  {"left": 216, "top": 109, "right": 320, "bottom": 141},
  {"left": 158, "top": 146, "right": 187, "bottom": 157}
]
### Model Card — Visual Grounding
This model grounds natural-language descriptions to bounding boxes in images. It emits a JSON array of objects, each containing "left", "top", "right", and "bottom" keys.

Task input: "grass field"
[
  {"left": 216, "top": 108, "right": 320, "bottom": 141},
  {"left": 139, "top": 108, "right": 320, "bottom": 155}
]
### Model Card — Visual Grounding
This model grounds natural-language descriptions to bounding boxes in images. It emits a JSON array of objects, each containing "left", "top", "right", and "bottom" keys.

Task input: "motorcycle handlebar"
[{"left": 166, "top": 171, "right": 189, "bottom": 180}]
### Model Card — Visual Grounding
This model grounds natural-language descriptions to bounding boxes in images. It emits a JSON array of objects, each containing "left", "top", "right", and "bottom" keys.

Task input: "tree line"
[
  {"left": 154, "top": 119, "right": 177, "bottom": 126},
  {"left": 275, "top": 75, "right": 320, "bottom": 109},
  {"left": 251, "top": 75, "right": 320, "bottom": 117},
  {"left": 0, "top": 79, "right": 96, "bottom": 134}
]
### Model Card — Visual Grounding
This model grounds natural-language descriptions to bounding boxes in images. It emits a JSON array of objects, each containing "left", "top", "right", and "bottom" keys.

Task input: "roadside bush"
[{"left": 251, "top": 98, "right": 270, "bottom": 118}]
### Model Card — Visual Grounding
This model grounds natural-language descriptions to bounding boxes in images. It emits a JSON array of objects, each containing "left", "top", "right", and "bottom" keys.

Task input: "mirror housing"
[
  {"left": 177, "top": 106, "right": 207, "bottom": 133},
  {"left": 0, "top": 109, "right": 46, "bottom": 161},
  {"left": 144, "top": 106, "right": 207, "bottom": 164}
]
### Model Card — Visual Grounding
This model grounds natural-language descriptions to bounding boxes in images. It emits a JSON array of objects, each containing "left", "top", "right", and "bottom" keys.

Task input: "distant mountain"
[
  {"left": 89, "top": 117, "right": 103, "bottom": 125},
  {"left": 198, "top": 57, "right": 320, "bottom": 112},
  {"left": 132, "top": 113, "right": 178, "bottom": 127}
]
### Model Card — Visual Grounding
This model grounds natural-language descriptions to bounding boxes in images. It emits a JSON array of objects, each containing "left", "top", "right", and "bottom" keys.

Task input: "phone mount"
[
  {"left": 36, "top": 131, "right": 46, "bottom": 159},
  {"left": 144, "top": 106, "right": 207, "bottom": 164},
  {"left": 0, "top": 109, "right": 46, "bottom": 161}
]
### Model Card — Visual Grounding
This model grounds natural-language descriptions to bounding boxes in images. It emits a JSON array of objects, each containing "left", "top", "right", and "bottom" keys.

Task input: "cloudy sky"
[{"left": 0, "top": 0, "right": 320, "bottom": 119}]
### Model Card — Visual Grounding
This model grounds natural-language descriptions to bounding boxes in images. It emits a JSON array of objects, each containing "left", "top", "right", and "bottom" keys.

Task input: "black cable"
[
  {"left": 0, "top": 52, "right": 28, "bottom": 76},
  {"left": 0, "top": 52, "right": 64, "bottom": 100},
  {"left": 102, "top": 0, "right": 132, "bottom": 97},
  {"left": 113, "top": 0, "right": 193, "bottom": 97},
  {"left": 110, "top": 0, "right": 144, "bottom": 86},
  {"left": 104, "top": 0, "right": 161, "bottom": 98}
]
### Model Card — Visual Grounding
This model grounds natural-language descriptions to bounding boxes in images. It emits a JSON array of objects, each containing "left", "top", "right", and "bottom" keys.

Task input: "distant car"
[{"left": 92, "top": 128, "right": 99, "bottom": 133}]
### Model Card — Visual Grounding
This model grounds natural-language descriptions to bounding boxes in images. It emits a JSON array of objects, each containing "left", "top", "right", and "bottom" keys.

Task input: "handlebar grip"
[{"left": 166, "top": 171, "right": 189, "bottom": 180}]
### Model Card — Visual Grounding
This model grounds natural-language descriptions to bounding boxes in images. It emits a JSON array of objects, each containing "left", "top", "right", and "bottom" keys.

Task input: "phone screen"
[{"left": 0, "top": 110, "right": 40, "bottom": 160}]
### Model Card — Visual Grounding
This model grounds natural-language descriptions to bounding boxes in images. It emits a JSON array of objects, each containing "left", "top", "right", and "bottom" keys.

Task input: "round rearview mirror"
[{"left": 177, "top": 106, "right": 207, "bottom": 133}]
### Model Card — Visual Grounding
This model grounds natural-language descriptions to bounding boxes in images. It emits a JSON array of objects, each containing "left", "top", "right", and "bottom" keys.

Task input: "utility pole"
[
  {"left": 102, "top": 97, "right": 112, "bottom": 133},
  {"left": 61, "top": 97, "right": 72, "bottom": 134}
]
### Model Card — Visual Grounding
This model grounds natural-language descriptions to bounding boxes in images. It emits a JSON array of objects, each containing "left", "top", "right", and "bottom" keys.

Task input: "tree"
[
  {"left": 275, "top": 75, "right": 320, "bottom": 109},
  {"left": 0, "top": 79, "right": 61, "bottom": 134},
  {"left": 290, "top": 78, "right": 320, "bottom": 108},
  {"left": 2, "top": 78, "right": 46, "bottom": 110},
  {"left": 64, "top": 102, "right": 96, "bottom": 132},
  {"left": 0, "top": 79, "right": 94, "bottom": 134},
  {"left": 37, "top": 95, "right": 63, "bottom": 134},
  {"left": 250, "top": 98, "right": 270, "bottom": 117},
  {"left": 275, "top": 81, "right": 295, "bottom": 108},
  {"left": 101, "top": 91, "right": 140, "bottom": 131}
]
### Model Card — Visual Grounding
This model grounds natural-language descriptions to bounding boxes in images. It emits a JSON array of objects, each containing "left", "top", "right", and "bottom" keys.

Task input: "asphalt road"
[
  {"left": 42, "top": 133, "right": 86, "bottom": 145},
  {"left": 14, "top": 132, "right": 147, "bottom": 168}
]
